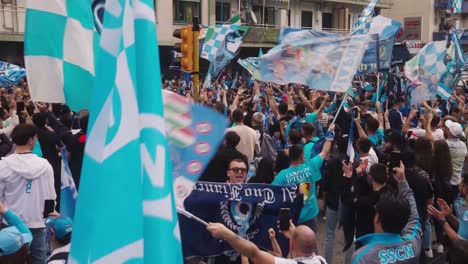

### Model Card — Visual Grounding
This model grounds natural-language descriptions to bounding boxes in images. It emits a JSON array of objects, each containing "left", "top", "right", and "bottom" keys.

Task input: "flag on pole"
[
  {"left": 405, "top": 41, "right": 447, "bottom": 105},
  {"left": 438, "top": 32, "right": 465, "bottom": 99},
  {"left": 60, "top": 148, "right": 77, "bottom": 220},
  {"left": 69, "top": 0, "right": 182, "bottom": 263},
  {"left": 24, "top": 0, "right": 98, "bottom": 111},
  {"left": 201, "top": 24, "right": 249, "bottom": 78},
  {"left": 229, "top": 14, "right": 242, "bottom": 25},
  {"left": 351, "top": 0, "right": 379, "bottom": 35},
  {"left": 369, "top": 15, "right": 402, "bottom": 39}
]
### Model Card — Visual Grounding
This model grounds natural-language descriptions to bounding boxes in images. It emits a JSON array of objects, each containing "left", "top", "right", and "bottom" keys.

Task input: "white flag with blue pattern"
[
  {"left": 351, "top": 0, "right": 379, "bottom": 35},
  {"left": 69, "top": 0, "right": 182, "bottom": 263}
]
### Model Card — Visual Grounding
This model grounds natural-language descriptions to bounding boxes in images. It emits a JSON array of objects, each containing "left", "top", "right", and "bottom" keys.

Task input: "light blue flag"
[
  {"left": 351, "top": 0, "right": 378, "bottom": 35},
  {"left": 69, "top": 0, "right": 182, "bottom": 263},
  {"left": 278, "top": 28, "right": 342, "bottom": 44},
  {"left": 405, "top": 41, "right": 447, "bottom": 105},
  {"left": 60, "top": 148, "right": 77, "bottom": 220},
  {"left": 254, "top": 34, "right": 370, "bottom": 92},
  {"left": 258, "top": 48, "right": 264, "bottom": 57},
  {"left": 438, "top": 32, "right": 465, "bottom": 99}
]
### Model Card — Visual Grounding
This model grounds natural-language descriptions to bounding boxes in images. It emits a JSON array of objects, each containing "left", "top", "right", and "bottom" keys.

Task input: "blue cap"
[
  {"left": 364, "top": 83, "right": 374, "bottom": 91},
  {"left": 45, "top": 216, "right": 72, "bottom": 240},
  {"left": 0, "top": 226, "right": 32, "bottom": 256}
]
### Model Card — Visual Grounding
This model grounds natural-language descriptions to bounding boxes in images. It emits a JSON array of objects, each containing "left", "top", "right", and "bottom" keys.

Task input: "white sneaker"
[
  {"left": 425, "top": 249, "right": 434, "bottom": 258},
  {"left": 433, "top": 243, "right": 444, "bottom": 254}
]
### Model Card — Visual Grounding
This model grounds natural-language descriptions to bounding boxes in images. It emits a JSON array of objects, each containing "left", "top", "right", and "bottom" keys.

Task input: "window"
[
  {"left": 216, "top": 2, "right": 230, "bottom": 23},
  {"left": 301, "top": 11, "right": 313, "bottom": 28},
  {"left": 173, "top": 0, "right": 200, "bottom": 24},
  {"left": 265, "top": 7, "right": 275, "bottom": 25}
]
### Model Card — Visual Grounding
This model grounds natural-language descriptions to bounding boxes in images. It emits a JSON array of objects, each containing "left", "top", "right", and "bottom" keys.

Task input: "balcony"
[
  {"left": 435, "top": 0, "right": 468, "bottom": 13},
  {"left": 324, "top": 0, "right": 393, "bottom": 9}
]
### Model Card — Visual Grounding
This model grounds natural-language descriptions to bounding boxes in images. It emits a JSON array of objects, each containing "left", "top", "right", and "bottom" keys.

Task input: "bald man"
[{"left": 207, "top": 220, "right": 327, "bottom": 264}]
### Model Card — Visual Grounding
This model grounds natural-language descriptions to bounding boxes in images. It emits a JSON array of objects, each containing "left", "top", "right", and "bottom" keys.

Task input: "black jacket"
[
  {"left": 47, "top": 112, "right": 85, "bottom": 189},
  {"left": 323, "top": 151, "right": 347, "bottom": 211}
]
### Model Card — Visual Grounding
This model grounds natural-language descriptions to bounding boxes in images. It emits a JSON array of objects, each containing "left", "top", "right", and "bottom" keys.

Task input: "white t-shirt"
[
  {"left": 410, "top": 128, "right": 445, "bottom": 141},
  {"left": 274, "top": 255, "right": 327, "bottom": 264}
]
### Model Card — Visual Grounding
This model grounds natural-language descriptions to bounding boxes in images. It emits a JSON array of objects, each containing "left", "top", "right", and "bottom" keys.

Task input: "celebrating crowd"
[
  {"left": 1, "top": 67, "right": 468, "bottom": 264},
  {"left": 165, "top": 68, "right": 468, "bottom": 264}
]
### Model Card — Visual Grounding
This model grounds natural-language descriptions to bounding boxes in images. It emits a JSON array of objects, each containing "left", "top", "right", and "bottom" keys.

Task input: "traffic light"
[{"left": 173, "top": 26, "right": 193, "bottom": 72}]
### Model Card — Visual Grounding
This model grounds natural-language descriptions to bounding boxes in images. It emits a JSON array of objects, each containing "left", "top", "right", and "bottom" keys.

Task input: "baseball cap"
[
  {"left": 445, "top": 120, "right": 463, "bottom": 137},
  {"left": 0, "top": 226, "right": 32, "bottom": 256},
  {"left": 45, "top": 216, "right": 72, "bottom": 241}
]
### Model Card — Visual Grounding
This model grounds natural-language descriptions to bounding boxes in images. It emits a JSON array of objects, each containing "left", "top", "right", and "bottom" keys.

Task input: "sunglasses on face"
[{"left": 229, "top": 167, "right": 247, "bottom": 174}]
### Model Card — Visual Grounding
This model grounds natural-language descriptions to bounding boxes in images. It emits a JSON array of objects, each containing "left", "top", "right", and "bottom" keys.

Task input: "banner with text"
[{"left": 179, "top": 183, "right": 303, "bottom": 258}]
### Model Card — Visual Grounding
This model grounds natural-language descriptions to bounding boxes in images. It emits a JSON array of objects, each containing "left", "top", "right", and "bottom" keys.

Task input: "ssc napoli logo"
[
  {"left": 186, "top": 161, "right": 202, "bottom": 174},
  {"left": 195, "top": 142, "right": 211, "bottom": 155},
  {"left": 92, "top": 0, "right": 106, "bottom": 34},
  {"left": 196, "top": 122, "right": 212, "bottom": 134}
]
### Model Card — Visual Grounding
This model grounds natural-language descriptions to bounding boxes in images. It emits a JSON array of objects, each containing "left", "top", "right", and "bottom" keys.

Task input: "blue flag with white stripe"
[
  {"left": 438, "top": 32, "right": 465, "bottom": 100},
  {"left": 0, "top": 61, "right": 26, "bottom": 88},
  {"left": 69, "top": 0, "right": 182, "bottom": 263}
]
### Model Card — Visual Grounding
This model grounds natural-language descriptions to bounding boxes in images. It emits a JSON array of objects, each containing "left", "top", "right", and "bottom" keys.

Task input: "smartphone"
[
  {"left": 389, "top": 152, "right": 401, "bottom": 171},
  {"left": 279, "top": 208, "right": 290, "bottom": 231},
  {"left": 16, "top": 101, "right": 24, "bottom": 113},
  {"left": 43, "top": 200, "right": 55, "bottom": 218},
  {"left": 352, "top": 107, "right": 359, "bottom": 117}
]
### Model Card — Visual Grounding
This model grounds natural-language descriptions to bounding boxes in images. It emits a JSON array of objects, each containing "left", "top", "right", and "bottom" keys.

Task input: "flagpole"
[
  {"left": 177, "top": 207, "right": 208, "bottom": 226},
  {"left": 332, "top": 91, "right": 349, "bottom": 124}
]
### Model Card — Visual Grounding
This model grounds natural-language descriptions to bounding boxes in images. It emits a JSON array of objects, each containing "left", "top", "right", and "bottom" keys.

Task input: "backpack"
[
  {"left": 259, "top": 132, "right": 278, "bottom": 161},
  {"left": 47, "top": 252, "right": 68, "bottom": 263}
]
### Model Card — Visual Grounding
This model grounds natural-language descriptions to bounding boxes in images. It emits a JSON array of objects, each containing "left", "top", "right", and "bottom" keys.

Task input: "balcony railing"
[{"left": 324, "top": 0, "right": 393, "bottom": 7}]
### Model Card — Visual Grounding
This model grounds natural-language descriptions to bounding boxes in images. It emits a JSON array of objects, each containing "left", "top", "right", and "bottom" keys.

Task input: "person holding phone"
[{"left": 0, "top": 124, "right": 56, "bottom": 264}]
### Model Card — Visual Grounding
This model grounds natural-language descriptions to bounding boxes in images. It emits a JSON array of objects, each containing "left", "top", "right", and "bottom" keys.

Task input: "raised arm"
[
  {"left": 319, "top": 124, "right": 335, "bottom": 160},
  {"left": 402, "top": 108, "right": 418, "bottom": 135},
  {"left": 265, "top": 86, "right": 279, "bottom": 118},
  {"left": 375, "top": 101, "right": 384, "bottom": 130},
  {"left": 207, "top": 223, "right": 275, "bottom": 264},
  {"left": 393, "top": 162, "right": 422, "bottom": 239},
  {"left": 297, "top": 87, "right": 314, "bottom": 112},
  {"left": 424, "top": 112, "right": 437, "bottom": 143},
  {"left": 354, "top": 113, "right": 367, "bottom": 138}
]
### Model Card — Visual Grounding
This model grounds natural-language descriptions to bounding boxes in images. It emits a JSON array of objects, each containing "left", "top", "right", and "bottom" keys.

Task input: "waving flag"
[
  {"left": 25, "top": 0, "right": 98, "bottom": 111},
  {"left": 369, "top": 15, "right": 402, "bottom": 39},
  {"left": 201, "top": 22, "right": 249, "bottom": 78},
  {"left": 450, "top": 0, "right": 462, "bottom": 13},
  {"left": 405, "top": 41, "right": 447, "bottom": 105},
  {"left": 0, "top": 61, "right": 26, "bottom": 88},
  {"left": 69, "top": 0, "right": 182, "bottom": 263},
  {"left": 438, "top": 32, "right": 465, "bottom": 99},
  {"left": 251, "top": 34, "right": 369, "bottom": 92},
  {"left": 352, "top": 0, "right": 379, "bottom": 35}
]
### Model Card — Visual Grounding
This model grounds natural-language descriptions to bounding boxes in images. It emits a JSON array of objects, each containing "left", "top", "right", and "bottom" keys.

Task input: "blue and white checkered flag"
[
  {"left": 69, "top": 0, "right": 182, "bottom": 263},
  {"left": 405, "top": 41, "right": 447, "bottom": 105},
  {"left": 25, "top": 0, "right": 98, "bottom": 111},
  {"left": 351, "top": 0, "right": 378, "bottom": 35},
  {"left": 451, "top": 0, "right": 462, "bottom": 13}
]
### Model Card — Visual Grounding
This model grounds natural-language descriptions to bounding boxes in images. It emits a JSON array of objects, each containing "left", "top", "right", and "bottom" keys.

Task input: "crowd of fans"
[
  {"left": 166, "top": 70, "right": 468, "bottom": 264},
  {"left": 1, "top": 69, "right": 468, "bottom": 264}
]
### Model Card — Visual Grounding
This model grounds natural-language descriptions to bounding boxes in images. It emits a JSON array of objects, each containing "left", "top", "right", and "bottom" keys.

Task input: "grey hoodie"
[
  {"left": 351, "top": 182, "right": 422, "bottom": 264},
  {"left": 0, "top": 153, "right": 56, "bottom": 228}
]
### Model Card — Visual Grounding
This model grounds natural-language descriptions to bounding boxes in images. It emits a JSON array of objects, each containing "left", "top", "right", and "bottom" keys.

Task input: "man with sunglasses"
[{"left": 227, "top": 158, "right": 249, "bottom": 184}]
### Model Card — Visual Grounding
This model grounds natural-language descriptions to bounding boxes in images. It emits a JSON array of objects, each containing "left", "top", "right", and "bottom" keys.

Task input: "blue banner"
[
  {"left": 357, "top": 35, "right": 395, "bottom": 75},
  {"left": 180, "top": 183, "right": 303, "bottom": 258}
]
